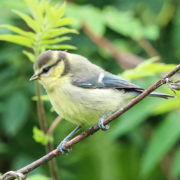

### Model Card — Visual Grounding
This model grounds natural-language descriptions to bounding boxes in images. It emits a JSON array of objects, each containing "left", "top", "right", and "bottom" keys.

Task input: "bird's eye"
[{"left": 42, "top": 66, "right": 50, "bottom": 73}]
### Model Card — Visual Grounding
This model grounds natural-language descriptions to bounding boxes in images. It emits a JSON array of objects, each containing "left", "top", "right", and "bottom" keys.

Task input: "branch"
[
  {"left": 1, "top": 64, "right": 180, "bottom": 180},
  {"left": 35, "top": 82, "right": 59, "bottom": 180},
  {"left": 82, "top": 23, "right": 144, "bottom": 69},
  {"left": 136, "top": 38, "right": 160, "bottom": 58},
  {"left": 47, "top": 116, "right": 62, "bottom": 136}
]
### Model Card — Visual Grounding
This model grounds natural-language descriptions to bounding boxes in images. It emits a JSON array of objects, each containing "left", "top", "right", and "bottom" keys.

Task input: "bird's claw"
[
  {"left": 57, "top": 140, "right": 72, "bottom": 154},
  {"left": 98, "top": 113, "right": 110, "bottom": 131},
  {"left": 57, "top": 126, "right": 81, "bottom": 154},
  {"left": 1, "top": 171, "right": 27, "bottom": 180}
]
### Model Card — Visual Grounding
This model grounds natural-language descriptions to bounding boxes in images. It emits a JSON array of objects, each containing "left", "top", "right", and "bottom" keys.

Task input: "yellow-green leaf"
[
  {"left": 25, "top": 0, "right": 44, "bottom": 27},
  {"left": 153, "top": 95, "right": 180, "bottom": 114},
  {"left": 41, "top": 28, "right": 78, "bottom": 39},
  {"left": 44, "top": 44, "right": 76, "bottom": 50},
  {"left": 0, "top": 34, "right": 33, "bottom": 47},
  {"left": 27, "top": 174, "right": 50, "bottom": 180},
  {"left": 23, "top": 50, "right": 35, "bottom": 62},
  {"left": 40, "top": 36, "right": 71, "bottom": 45},
  {"left": 13, "top": 9, "right": 41, "bottom": 32},
  {"left": 121, "top": 57, "right": 177, "bottom": 80},
  {"left": 0, "top": 24, "right": 35, "bottom": 38},
  {"left": 54, "top": 18, "right": 74, "bottom": 28},
  {"left": 33, "top": 126, "right": 52, "bottom": 146},
  {"left": 32, "top": 95, "right": 49, "bottom": 101}
]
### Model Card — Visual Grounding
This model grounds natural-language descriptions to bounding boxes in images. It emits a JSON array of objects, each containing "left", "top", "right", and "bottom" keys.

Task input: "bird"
[{"left": 30, "top": 50, "right": 173, "bottom": 153}]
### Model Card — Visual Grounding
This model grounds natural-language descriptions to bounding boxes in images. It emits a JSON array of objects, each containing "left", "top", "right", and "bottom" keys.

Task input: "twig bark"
[
  {"left": 82, "top": 23, "right": 144, "bottom": 69},
  {"left": 47, "top": 116, "right": 62, "bottom": 136},
  {"left": 1, "top": 64, "right": 180, "bottom": 180},
  {"left": 35, "top": 82, "right": 59, "bottom": 180},
  {"left": 136, "top": 38, "right": 160, "bottom": 58}
]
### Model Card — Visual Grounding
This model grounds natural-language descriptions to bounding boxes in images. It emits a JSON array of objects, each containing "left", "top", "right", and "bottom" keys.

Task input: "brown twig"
[
  {"left": 82, "top": 23, "right": 144, "bottom": 69},
  {"left": 35, "top": 82, "right": 47, "bottom": 133},
  {"left": 35, "top": 82, "right": 59, "bottom": 180},
  {"left": 47, "top": 116, "right": 62, "bottom": 136},
  {"left": 136, "top": 38, "right": 160, "bottom": 57},
  {"left": 82, "top": 23, "right": 159, "bottom": 63},
  {"left": 1, "top": 64, "right": 180, "bottom": 180}
]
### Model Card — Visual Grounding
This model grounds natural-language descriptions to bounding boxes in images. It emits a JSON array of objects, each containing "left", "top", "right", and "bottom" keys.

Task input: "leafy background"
[{"left": 0, "top": 0, "right": 180, "bottom": 180}]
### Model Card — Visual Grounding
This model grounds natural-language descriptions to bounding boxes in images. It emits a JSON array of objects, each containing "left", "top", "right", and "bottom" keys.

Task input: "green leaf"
[
  {"left": 65, "top": 4, "right": 83, "bottom": 29},
  {"left": 27, "top": 174, "right": 50, "bottom": 180},
  {"left": 54, "top": 18, "right": 74, "bottom": 28},
  {"left": 13, "top": 9, "right": 40, "bottom": 32},
  {"left": 44, "top": 44, "right": 76, "bottom": 50},
  {"left": 32, "top": 95, "right": 49, "bottom": 101},
  {"left": 2, "top": 92, "right": 29, "bottom": 136},
  {"left": 0, "top": 34, "right": 33, "bottom": 47},
  {"left": 25, "top": 0, "right": 44, "bottom": 27},
  {"left": 44, "top": 2, "right": 66, "bottom": 28},
  {"left": 66, "top": 5, "right": 105, "bottom": 35},
  {"left": 103, "top": 6, "right": 159, "bottom": 40},
  {"left": 171, "top": 148, "right": 180, "bottom": 177},
  {"left": 0, "top": 24, "right": 35, "bottom": 38},
  {"left": 23, "top": 50, "right": 35, "bottom": 62},
  {"left": 40, "top": 36, "right": 71, "bottom": 45},
  {"left": 110, "top": 98, "right": 154, "bottom": 139},
  {"left": 153, "top": 95, "right": 180, "bottom": 114},
  {"left": 0, "top": 142, "right": 8, "bottom": 153},
  {"left": 33, "top": 126, "right": 52, "bottom": 145},
  {"left": 41, "top": 27, "right": 78, "bottom": 39},
  {"left": 54, "top": 2, "right": 66, "bottom": 20},
  {"left": 141, "top": 112, "right": 180, "bottom": 177},
  {"left": 1, "top": 0, "right": 76, "bottom": 53},
  {"left": 81, "top": 6, "right": 105, "bottom": 36},
  {"left": 121, "top": 57, "right": 176, "bottom": 80},
  {"left": 172, "top": 7, "right": 180, "bottom": 58}
]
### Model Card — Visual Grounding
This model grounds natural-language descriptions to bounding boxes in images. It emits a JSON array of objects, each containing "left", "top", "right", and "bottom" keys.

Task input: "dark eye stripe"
[
  {"left": 42, "top": 66, "right": 51, "bottom": 73},
  {"left": 41, "top": 59, "right": 61, "bottom": 74},
  {"left": 40, "top": 52, "right": 69, "bottom": 76}
]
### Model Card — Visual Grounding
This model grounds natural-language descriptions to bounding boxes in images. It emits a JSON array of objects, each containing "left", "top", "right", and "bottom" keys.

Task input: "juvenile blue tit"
[{"left": 30, "top": 50, "right": 173, "bottom": 153}]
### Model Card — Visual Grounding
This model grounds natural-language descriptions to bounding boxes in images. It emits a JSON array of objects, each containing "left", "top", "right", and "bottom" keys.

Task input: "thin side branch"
[
  {"left": 136, "top": 38, "right": 160, "bottom": 57},
  {"left": 82, "top": 23, "right": 144, "bottom": 69},
  {"left": 35, "top": 82, "right": 59, "bottom": 180},
  {"left": 47, "top": 116, "right": 62, "bottom": 136},
  {"left": 1, "top": 64, "right": 180, "bottom": 180}
]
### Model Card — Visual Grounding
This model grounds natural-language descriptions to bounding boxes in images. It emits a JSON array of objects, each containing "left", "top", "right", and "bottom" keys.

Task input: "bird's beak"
[{"left": 29, "top": 73, "right": 40, "bottom": 81}]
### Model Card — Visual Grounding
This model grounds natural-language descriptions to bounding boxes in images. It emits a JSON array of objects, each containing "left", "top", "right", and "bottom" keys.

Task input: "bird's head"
[{"left": 30, "top": 50, "right": 70, "bottom": 86}]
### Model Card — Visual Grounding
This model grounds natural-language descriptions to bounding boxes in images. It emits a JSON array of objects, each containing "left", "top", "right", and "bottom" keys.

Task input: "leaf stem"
[{"left": 35, "top": 82, "right": 59, "bottom": 180}]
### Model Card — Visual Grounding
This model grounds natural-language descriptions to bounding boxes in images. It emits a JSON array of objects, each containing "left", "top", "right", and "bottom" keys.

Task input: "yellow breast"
[{"left": 42, "top": 76, "right": 134, "bottom": 126}]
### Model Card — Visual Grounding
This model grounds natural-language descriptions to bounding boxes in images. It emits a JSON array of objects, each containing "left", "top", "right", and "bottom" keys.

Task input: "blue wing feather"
[
  {"left": 72, "top": 72, "right": 174, "bottom": 99},
  {"left": 73, "top": 72, "right": 142, "bottom": 90}
]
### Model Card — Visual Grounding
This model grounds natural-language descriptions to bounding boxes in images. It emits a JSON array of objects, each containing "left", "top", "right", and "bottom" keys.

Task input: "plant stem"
[
  {"left": 82, "top": 23, "right": 143, "bottom": 69},
  {"left": 47, "top": 116, "right": 62, "bottom": 136},
  {"left": 35, "top": 82, "right": 47, "bottom": 132},
  {"left": 35, "top": 81, "right": 59, "bottom": 180},
  {"left": 136, "top": 38, "right": 160, "bottom": 57}
]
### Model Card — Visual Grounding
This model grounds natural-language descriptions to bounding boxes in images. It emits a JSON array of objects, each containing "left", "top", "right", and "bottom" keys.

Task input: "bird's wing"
[
  {"left": 72, "top": 72, "right": 143, "bottom": 91},
  {"left": 72, "top": 72, "right": 174, "bottom": 99}
]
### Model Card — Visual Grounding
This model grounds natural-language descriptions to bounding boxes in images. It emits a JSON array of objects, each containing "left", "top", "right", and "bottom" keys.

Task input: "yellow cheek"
[{"left": 51, "top": 61, "right": 64, "bottom": 77}]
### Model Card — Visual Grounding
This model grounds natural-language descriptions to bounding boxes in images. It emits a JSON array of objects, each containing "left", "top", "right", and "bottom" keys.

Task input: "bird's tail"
[{"left": 149, "top": 92, "right": 174, "bottom": 99}]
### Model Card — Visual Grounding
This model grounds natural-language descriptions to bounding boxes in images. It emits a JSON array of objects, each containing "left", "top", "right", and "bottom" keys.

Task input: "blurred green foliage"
[{"left": 0, "top": 0, "right": 180, "bottom": 180}]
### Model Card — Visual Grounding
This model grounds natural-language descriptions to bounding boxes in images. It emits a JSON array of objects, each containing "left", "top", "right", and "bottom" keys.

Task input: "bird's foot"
[
  {"left": 57, "top": 126, "right": 81, "bottom": 154},
  {"left": 98, "top": 113, "right": 110, "bottom": 131},
  {"left": 57, "top": 139, "right": 72, "bottom": 154}
]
